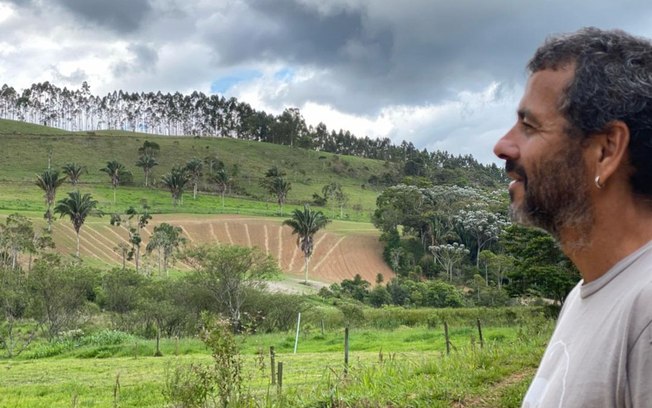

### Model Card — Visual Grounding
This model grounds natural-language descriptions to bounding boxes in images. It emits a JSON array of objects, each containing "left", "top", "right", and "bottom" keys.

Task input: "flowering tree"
[
  {"left": 429, "top": 242, "right": 469, "bottom": 282},
  {"left": 456, "top": 209, "right": 510, "bottom": 268}
]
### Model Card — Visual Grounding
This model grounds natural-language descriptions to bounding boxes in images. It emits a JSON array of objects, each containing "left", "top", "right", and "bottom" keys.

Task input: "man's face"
[{"left": 493, "top": 68, "right": 593, "bottom": 241}]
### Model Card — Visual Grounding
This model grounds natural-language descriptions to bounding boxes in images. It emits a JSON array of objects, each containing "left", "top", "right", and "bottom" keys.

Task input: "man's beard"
[{"left": 507, "top": 142, "right": 593, "bottom": 245}]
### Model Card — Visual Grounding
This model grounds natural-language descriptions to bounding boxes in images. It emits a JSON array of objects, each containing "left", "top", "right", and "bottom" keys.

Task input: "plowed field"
[{"left": 49, "top": 214, "right": 394, "bottom": 284}]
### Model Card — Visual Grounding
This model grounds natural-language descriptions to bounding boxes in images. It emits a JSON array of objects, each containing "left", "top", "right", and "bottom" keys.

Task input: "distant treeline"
[{"left": 0, "top": 82, "right": 505, "bottom": 187}]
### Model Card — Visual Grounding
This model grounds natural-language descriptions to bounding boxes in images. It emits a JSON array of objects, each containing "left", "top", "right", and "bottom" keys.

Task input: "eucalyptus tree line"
[{"left": 0, "top": 81, "right": 505, "bottom": 188}]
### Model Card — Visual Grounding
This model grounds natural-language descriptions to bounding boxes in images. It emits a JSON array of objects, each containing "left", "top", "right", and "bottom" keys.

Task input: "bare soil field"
[{"left": 49, "top": 214, "right": 394, "bottom": 284}]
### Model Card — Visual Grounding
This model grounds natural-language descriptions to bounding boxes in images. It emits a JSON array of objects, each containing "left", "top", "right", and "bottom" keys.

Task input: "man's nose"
[{"left": 493, "top": 127, "right": 519, "bottom": 161}]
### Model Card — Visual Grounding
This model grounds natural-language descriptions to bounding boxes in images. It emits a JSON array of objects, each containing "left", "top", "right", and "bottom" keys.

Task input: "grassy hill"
[
  {"left": 0, "top": 118, "right": 390, "bottom": 220},
  {"left": 0, "top": 119, "right": 398, "bottom": 282}
]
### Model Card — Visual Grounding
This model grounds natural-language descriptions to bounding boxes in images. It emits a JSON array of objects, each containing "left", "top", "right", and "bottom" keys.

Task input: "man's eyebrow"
[{"left": 517, "top": 108, "right": 541, "bottom": 126}]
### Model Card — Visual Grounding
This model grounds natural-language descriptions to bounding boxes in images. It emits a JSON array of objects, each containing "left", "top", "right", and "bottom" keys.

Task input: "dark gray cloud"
[
  {"left": 193, "top": 0, "right": 652, "bottom": 114},
  {"left": 54, "top": 0, "right": 152, "bottom": 33},
  {"left": 112, "top": 43, "right": 159, "bottom": 77}
]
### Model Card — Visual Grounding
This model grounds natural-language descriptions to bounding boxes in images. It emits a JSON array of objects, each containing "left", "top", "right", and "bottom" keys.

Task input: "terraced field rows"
[{"left": 50, "top": 214, "right": 394, "bottom": 284}]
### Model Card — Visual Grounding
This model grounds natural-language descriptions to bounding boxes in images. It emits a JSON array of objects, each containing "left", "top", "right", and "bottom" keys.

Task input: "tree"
[
  {"left": 429, "top": 242, "right": 469, "bottom": 282},
  {"left": 146, "top": 223, "right": 186, "bottom": 275},
  {"left": 0, "top": 214, "right": 35, "bottom": 270},
  {"left": 135, "top": 154, "right": 158, "bottom": 187},
  {"left": 110, "top": 204, "right": 151, "bottom": 272},
  {"left": 53, "top": 190, "right": 100, "bottom": 257},
  {"left": 261, "top": 167, "right": 291, "bottom": 215},
  {"left": 29, "top": 255, "right": 100, "bottom": 340},
  {"left": 478, "top": 250, "right": 513, "bottom": 289},
  {"left": 138, "top": 140, "right": 160, "bottom": 157},
  {"left": 100, "top": 160, "right": 130, "bottom": 204},
  {"left": 501, "top": 224, "right": 579, "bottom": 304},
  {"left": 161, "top": 167, "right": 190, "bottom": 207},
  {"left": 61, "top": 162, "right": 85, "bottom": 187},
  {"left": 209, "top": 168, "right": 231, "bottom": 209},
  {"left": 456, "top": 209, "right": 509, "bottom": 268},
  {"left": 185, "top": 158, "right": 203, "bottom": 200},
  {"left": 283, "top": 205, "right": 330, "bottom": 284},
  {"left": 184, "top": 245, "right": 279, "bottom": 332},
  {"left": 268, "top": 177, "right": 291, "bottom": 215},
  {"left": 0, "top": 266, "right": 36, "bottom": 357},
  {"left": 35, "top": 168, "right": 67, "bottom": 231}
]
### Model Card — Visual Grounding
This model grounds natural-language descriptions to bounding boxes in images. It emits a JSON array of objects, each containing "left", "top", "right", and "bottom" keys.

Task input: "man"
[{"left": 493, "top": 27, "right": 652, "bottom": 407}]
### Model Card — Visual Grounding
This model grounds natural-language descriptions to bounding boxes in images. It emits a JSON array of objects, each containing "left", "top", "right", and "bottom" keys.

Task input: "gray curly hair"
[{"left": 529, "top": 27, "right": 652, "bottom": 198}]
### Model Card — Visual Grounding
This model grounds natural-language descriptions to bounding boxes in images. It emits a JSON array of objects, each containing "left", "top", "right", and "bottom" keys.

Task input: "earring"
[{"left": 594, "top": 176, "right": 604, "bottom": 189}]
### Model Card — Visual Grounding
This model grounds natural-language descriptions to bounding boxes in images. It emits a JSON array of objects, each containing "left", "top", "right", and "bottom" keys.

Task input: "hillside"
[
  {"left": 0, "top": 118, "right": 397, "bottom": 284},
  {"left": 0, "top": 118, "right": 388, "bottom": 220}
]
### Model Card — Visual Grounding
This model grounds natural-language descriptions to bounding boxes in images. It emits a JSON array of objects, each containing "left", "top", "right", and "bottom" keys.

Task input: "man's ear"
[{"left": 592, "top": 120, "right": 630, "bottom": 184}]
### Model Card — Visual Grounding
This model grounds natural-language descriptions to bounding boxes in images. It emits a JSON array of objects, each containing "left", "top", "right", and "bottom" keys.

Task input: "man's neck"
[{"left": 561, "top": 198, "right": 652, "bottom": 283}]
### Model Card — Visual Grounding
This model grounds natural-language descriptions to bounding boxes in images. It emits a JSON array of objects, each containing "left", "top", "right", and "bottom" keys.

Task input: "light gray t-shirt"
[{"left": 523, "top": 241, "right": 652, "bottom": 408}]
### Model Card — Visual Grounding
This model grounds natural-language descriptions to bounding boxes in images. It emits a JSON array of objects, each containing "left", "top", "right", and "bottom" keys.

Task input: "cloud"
[
  {"left": 4, "top": 0, "right": 652, "bottom": 163},
  {"left": 53, "top": 0, "right": 152, "bottom": 33}
]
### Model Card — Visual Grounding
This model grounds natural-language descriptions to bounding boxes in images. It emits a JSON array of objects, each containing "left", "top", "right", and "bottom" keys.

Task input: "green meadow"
[{"left": 0, "top": 322, "right": 550, "bottom": 408}]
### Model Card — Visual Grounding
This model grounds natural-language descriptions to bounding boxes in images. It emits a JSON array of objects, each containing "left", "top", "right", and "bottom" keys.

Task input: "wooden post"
[
  {"left": 444, "top": 321, "right": 451, "bottom": 355},
  {"left": 476, "top": 318, "right": 484, "bottom": 349},
  {"left": 270, "top": 346, "right": 276, "bottom": 385},
  {"left": 277, "top": 362, "right": 283, "bottom": 391},
  {"left": 344, "top": 327, "right": 350, "bottom": 374},
  {"left": 293, "top": 313, "right": 301, "bottom": 354},
  {"left": 321, "top": 319, "right": 325, "bottom": 336}
]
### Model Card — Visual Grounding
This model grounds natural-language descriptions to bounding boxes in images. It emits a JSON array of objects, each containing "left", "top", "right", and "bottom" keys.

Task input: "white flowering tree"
[
  {"left": 429, "top": 242, "right": 469, "bottom": 282},
  {"left": 456, "top": 209, "right": 510, "bottom": 268}
]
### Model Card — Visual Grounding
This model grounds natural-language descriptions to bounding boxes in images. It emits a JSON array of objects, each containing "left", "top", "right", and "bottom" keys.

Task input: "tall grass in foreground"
[{"left": 0, "top": 318, "right": 552, "bottom": 407}]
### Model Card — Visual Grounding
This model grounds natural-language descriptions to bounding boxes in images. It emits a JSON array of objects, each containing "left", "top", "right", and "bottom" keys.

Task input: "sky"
[{"left": 1, "top": 0, "right": 652, "bottom": 164}]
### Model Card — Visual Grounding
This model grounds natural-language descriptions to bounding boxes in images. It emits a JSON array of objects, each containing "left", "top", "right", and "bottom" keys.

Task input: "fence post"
[
  {"left": 444, "top": 321, "right": 451, "bottom": 355},
  {"left": 293, "top": 312, "right": 301, "bottom": 354},
  {"left": 277, "top": 362, "right": 283, "bottom": 392},
  {"left": 270, "top": 346, "right": 276, "bottom": 385},
  {"left": 476, "top": 318, "right": 484, "bottom": 349},
  {"left": 344, "top": 327, "right": 350, "bottom": 374},
  {"left": 321, "top": 319, "right": 325, "bottom": 336}
]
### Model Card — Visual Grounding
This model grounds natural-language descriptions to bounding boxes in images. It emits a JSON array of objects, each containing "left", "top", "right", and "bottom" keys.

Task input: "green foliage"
[
  {"left": 29, "top": 255, "right": 101, "bottom": 340},
  {"left": 502, "top": 224, "right": 579, "bottom": 304},
  {"left": 146, "top": 223, "right": 186, "bottom": 274},
  {"left": 165, "top": 315, "right": 252, "bottom": 408},
  {"left": 184, "top": 245, "right": 280, "bottom": 332}
]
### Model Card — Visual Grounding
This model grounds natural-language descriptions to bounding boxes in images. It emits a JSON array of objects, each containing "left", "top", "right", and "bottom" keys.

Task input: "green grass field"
[
  {"left": 0, "top": 119, "right": 388, "bottom": 222},
  {"left": 0, "top": 323, "right": 549, "bottom": 407}
]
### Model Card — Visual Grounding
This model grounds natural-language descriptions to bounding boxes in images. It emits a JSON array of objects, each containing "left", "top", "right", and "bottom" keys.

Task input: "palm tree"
[
  {"left": 209, "top": 168, "right": 231, "bottom": 209},
  {"left": 61, "top": 162, "right": 85, "bottom": 187},
  {"left": 161, "top": 166, "right": 189, "bottom": 206},
  {"left": 100, "top": 160, "right": 130, "bottom": 204},
  {"left": 35, "top": 169, "right": 67, "bottom": 231},
  {"left": 283, "top": 204, "right": 330, "bottom": 284},
  {"left": 269, "top": 177, "right": 291, "bottom": 215},
  {"left": 135, "top": 154, "right": 158, "bottom": 187},
  {"left": 184, "top": 158, "right": 203, "bottom": 199},
  {"left": 53, "top": 191, "right": 100, "bottom": 257}
]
